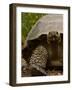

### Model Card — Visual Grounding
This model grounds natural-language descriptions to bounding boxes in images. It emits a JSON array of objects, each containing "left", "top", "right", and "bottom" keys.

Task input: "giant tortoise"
[{"left": 22, "top": 14, "right": 63, "bottom": 76}]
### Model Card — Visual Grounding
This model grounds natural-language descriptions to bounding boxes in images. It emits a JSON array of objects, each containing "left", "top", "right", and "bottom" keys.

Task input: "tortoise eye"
[
  {"left": 48, "top": 32, "right": 52, "bottom": 36},
  {"left": 56, "top": 32, "right": 58, "bottom": 35},
  {"left": 49, "top": 32, "right": 51, "bottom": 35}
]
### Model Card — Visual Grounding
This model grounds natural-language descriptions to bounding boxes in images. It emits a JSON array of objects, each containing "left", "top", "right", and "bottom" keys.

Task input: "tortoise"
[{"left": 22, "top": 14, "right": 63, "bottom": 76}]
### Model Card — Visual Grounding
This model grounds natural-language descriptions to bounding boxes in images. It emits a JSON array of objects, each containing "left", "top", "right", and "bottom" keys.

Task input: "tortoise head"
[{"left": 47, "top": 31, "right": 61, "bottom": 44}]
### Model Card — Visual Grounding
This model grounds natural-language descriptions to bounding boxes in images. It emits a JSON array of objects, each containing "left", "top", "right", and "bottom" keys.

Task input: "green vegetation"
[{"left": 21, "top": 13, "right": 46, "bottom": 45}]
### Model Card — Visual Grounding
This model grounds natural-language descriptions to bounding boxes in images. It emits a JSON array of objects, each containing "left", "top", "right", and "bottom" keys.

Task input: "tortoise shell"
[{"left": 26, "top": 14, "right": 63, "bottom": 42}]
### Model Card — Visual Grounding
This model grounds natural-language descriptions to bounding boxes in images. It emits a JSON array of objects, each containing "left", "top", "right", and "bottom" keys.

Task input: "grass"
[{"left": 21, "top": 13, "right": 46, "bottom": 46}]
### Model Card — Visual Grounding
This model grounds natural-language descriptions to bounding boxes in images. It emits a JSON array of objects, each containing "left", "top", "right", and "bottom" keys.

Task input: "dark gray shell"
[{"left": 26, "top": 14, "right": 63, "bottom": 42}]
